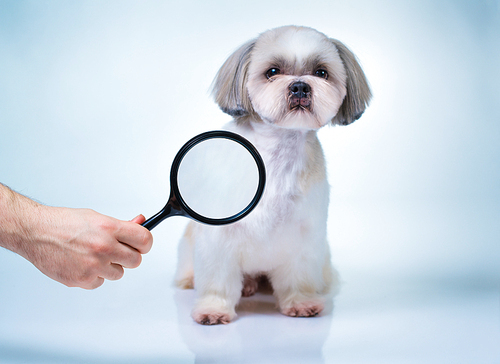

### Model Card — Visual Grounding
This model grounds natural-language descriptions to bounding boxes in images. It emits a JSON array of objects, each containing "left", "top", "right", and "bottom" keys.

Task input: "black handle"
[
  {"left": 141, "top": 195, "right": 185, "bottom": 230},
  {"left": 141, "top": 209, "right": 167, "bottom": 230}
]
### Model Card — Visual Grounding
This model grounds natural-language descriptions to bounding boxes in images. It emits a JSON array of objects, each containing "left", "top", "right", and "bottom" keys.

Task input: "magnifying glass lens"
[
  {"left": 141, "top": 130, "right": 266, "bottom": 230},
  {"left": 177, "top": 138, "right": 260, "bottom": 219}
]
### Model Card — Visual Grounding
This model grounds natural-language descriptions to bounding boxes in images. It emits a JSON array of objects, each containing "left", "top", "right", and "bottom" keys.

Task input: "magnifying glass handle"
[
  {"left": 141, "top": 209, "right": 167, "bottom": 230},
  {"left": 141, "top": 197, "right": 184, "bottom": 230}
]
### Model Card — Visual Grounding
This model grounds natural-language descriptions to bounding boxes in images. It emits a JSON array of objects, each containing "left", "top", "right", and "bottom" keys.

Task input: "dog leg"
[
  {"left": 270, "top": 243, "right": 335, "bottom": 317},
  {"left": 174, "top": 222, "right": 196, "bottom": 289},
  {"left": 191, "top": 229, "right": 243, "bottom": 325},
  {"left": 192, "top": 277, "right": 242, "bottom": 325}
]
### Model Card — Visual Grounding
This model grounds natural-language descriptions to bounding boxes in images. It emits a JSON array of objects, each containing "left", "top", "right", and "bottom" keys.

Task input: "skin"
[{"left": 0, "top": 183, "right": 153, "bottom": 289}]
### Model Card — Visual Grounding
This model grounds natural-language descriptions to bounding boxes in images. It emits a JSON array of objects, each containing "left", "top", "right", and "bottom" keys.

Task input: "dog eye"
[
  {"left": 314, "top": 69, "right": 328, "bottom": 79},
  {"left": 266, "top": 68, "right": 281, "bottom": 79}
]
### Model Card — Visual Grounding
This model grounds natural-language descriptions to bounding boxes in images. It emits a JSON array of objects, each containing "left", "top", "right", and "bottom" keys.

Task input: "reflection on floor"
[{"left": 0, "top": 252, "right": 499, "bottom": 363}]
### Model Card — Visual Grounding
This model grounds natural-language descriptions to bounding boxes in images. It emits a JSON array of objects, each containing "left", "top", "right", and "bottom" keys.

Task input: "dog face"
[
  {"left": 212, "top": 26, "right": 371, "bottom": 129},
  {"left": 246, "top": 27, "right": 348, "bottom": 130}
]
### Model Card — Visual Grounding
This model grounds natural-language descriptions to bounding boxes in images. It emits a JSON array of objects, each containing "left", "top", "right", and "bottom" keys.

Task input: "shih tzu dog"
[{"left": 175, "top": 25, "right": 371, "bottom": 325}]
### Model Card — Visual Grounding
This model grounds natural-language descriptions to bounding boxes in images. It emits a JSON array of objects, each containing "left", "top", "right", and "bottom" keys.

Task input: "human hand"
[{"left": 18, "top": 206, "right": 153, "bottom": 289}]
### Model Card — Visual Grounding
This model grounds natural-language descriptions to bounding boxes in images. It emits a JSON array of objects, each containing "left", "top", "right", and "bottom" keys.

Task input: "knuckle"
[
  {"left": 138, "top": 229, "right": 153, "bottom": 253},
  {"left": 90, "top": 240, "right": 113, "bottom": 256},
  {"left": 87, "top": 278, "right": 104, "bottom": 290},
  {"left": 129, "top": 253, "right": 142, "bottom": 269},
  {"left": 115, "top": 266, "right": 125, "bottom": 280},
  {"left": 116, "top": 267, "right": 125, "bottom": 280},
  {"left": 78, "top": 259, "right": 101, "bottom": 283},
  {"left": 108, "top": 265, "right": 124, "bottom": 281},
  {"left": 100, "top": 220, "right": 118, "bottom": 234},
  {"left": 93, "top": 214, "right": 119, "bottom": 234}
]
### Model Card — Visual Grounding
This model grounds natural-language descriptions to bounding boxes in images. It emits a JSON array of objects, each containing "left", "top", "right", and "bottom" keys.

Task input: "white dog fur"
[{"left": 174, "top": 25, "right": 371, "bottom": 325}]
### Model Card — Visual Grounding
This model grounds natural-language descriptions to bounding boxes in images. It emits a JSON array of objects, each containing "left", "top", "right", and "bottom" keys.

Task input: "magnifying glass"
[{"left": 141, "top": 130, "right": 266, "bottom": 230}]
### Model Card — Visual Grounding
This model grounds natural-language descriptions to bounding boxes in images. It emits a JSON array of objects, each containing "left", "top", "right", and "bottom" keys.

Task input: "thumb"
[{"left": 130, "top": 214, "right": 146, "bottom": 224}]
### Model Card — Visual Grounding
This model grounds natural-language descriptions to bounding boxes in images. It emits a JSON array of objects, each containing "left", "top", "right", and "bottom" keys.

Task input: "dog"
[{"left": 174, "top": 25, "right": 371, "bottom": 325}]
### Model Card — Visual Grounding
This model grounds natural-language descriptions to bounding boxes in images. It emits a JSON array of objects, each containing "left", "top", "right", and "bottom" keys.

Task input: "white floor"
[
  {"left": 1, "top": 202, "right": 499, "bottom": 363},
  {"left": 0, "top": 252, "right": 499, "bottom": 364}
]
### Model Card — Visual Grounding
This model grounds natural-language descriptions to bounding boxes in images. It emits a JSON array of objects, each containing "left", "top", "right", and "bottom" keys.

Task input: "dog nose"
[{"left": 289, "top": 82, "right": 311, "bottom": 98}]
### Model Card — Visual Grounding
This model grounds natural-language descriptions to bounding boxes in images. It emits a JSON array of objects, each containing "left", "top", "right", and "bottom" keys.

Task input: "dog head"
[{"left": 212, "top": 26, "right": 371, "bottom": 130}]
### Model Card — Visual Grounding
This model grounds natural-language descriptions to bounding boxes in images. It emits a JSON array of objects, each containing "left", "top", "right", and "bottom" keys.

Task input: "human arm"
[{"left": 0, "top": 183, "right": 153, "bottom": 289}]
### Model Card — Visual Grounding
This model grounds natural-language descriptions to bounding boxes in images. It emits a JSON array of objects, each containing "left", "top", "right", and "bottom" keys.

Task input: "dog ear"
[
  {"left": 330, "top": 39, "right": 372, "bottom": 125},
  {"left": 211, "top": 39, "right": 256, "bottom": 117}
]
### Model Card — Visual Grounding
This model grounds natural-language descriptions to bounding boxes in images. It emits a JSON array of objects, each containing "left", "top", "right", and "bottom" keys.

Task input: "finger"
[
  {"left": 99, "top": 263, "right": 125, "bottom": 281},
  {"left": 130, "top": 214, "right": 146, "bottom": 224},
  {"left": 115, "top": 222, "right": 153, "bottom": 254},
  {"left": 108, "top": 244, "right": 143, "bottom": 269},
  {"left": 81, "top": 276, "right": 105, "bottom": 290}
]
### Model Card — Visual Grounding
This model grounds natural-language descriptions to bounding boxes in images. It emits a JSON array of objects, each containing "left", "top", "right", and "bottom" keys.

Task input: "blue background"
[{"left": 1, "top": 1, "right": 499, "bottom": 362}]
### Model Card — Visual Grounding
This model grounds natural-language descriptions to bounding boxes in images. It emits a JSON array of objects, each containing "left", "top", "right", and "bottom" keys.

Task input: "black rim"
[{"left": 170, "top": 130, "right": 266, "bottom": 225}]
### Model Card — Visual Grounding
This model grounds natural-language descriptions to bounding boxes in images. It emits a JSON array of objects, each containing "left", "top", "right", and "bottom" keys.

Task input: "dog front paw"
[
  {"left": 192, "top": 297, "right": 236, "bottom": 325},
  {"left": 281, "top": 300, "right": 324, "bottom": 317},
  {"left": 192, "top": 310, "right": 232, "bottom": 325}
]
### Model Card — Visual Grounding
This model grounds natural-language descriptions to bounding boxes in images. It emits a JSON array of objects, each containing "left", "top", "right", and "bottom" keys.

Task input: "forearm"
[
  {"left": 0, "top": 184, "right": 93, "bottom": 269},
  {"left": 0, "top": 183, "right": 42, "bottom": 255}
]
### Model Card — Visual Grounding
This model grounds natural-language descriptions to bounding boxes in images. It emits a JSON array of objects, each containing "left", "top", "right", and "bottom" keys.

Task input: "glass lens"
[{"left": 176, "top": 137, "right": 260, "bottom": 219}]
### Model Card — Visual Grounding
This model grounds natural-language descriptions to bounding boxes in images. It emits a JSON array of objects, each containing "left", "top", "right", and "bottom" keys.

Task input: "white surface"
[
  {"left": 0, "top": 271, "right": 498, "bottom": 363},
  {"left": 1, "top": 0, "right": 499, "bottom": 363},
  {"left": 1, "top": 206, "right": 499, "bottom": 364}
]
